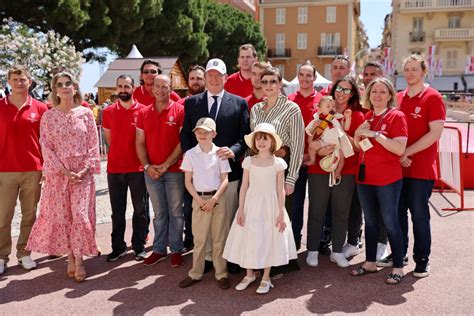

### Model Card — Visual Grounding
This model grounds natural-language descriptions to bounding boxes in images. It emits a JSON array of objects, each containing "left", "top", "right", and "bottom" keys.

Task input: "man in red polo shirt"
[
  {"left": 0, "top": 66, "right": 48, "bottom": 274},
  {"left": 102, "top": 74, "right": 149, "bottom": 262},
  {"left": 136, "top": 74, "right": 185, "bottom": 268},
  {"left": 245, "top": 61, "right": 270, "bottom": 112},
  {"left": 397, "top": 54, "right": 445, "bottom": 278},
  {"left": 224, "top": 44, "right": 257, "bottom": 98},
  {"left": 178, "top": 65, "right": 206, "bottom": 106},
  {"left": 320, "top": 55, "right": 352, "bottom": 96},
  {"left": 133, "top": 59, "right": 181, "bottom": 106},
  {"left": 287, "top": 61, "right": 322, "bottom": 250}
]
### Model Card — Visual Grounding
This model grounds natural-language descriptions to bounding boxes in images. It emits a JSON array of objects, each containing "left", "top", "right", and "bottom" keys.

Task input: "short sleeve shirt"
[
  {"left": 136, "top": 101, "right": 184, "bottom": 172},
  {"left": 224, "top": 72, "right": 253, "bottom": 98},
  {"left": 102, "top": 101, "right": 144, "bottom": 173},
  {"left": 0, "top": 96, "right": 48, "bottom": 171},
  {"left": 357, "top": 109, "right": 408, "bottom": 186},
  {"left": 397, "top": 86, "right": 446, "bottom": 180},
  {"left": 245, "top": 93, "right": 264, "bottom": 113},
  {"left": 180, "top": 143, "right": 231, "bottom": 191},
  {"left": 133, "top": 86, "right": 182, "bottom": 106}
]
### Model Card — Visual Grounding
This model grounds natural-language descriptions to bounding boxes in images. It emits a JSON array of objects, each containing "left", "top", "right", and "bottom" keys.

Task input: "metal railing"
[
  {"left": 267, "top": 48, "right": 291, "bottom": 58},
  {"left": 434, "top": 28, "right": 474, "bottom": 40},
  {"left": 409, "top": 31, "right": 425, "bottom": 42},
  {"left": 401, "top": 0, "right": 472, "bottom": 10},
  {"left": 317, "top": 46, "right": 342, "bottom": 56}
]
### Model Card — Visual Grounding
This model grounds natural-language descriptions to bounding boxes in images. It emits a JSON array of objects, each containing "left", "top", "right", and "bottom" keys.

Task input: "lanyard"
[{"left": 361, "top": 108, "right": 392, "bottom": 163}]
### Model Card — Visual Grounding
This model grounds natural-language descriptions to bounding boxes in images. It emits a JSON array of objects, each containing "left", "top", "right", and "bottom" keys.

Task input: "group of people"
[{"left": 0, "top": 43, "right": 445, "bottom": 293}]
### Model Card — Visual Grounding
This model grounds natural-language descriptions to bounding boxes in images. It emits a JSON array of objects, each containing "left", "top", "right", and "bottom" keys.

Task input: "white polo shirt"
[{"left": 181, "top": 143, "right": 231, "bottom": 192}]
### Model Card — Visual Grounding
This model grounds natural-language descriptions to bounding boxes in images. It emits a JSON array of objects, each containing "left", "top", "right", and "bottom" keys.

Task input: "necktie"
[{"left": 209, "top": 96, "right": 218, "bottom": 120}]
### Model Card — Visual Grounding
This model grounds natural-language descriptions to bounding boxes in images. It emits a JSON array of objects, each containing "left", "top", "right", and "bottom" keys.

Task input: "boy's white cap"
[
  {"left": 193, "top": 117, "right": 216, "bottom": 132},
  {"left": 205, "top": 58, "right": 227, "bottom": 75},
  {"left": 244, "top": 123, "right": 282, "bottom": 150}
]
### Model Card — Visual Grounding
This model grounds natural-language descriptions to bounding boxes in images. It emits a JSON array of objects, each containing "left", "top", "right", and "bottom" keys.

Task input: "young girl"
[{"left": 223, "top": 123, "right": 297, "bottom": 294}]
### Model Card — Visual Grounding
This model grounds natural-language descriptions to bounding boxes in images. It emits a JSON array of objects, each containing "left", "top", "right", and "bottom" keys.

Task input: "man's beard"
[
  {"left": 119, "top": 92, "right": 132, "bottom": 101},
  {"left": 189, "top": 84, "right": 205, "bottom": 95}
]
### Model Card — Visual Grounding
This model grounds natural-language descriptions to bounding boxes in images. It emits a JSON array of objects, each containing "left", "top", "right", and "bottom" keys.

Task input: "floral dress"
[{"left": 27, "top": 106, "right": 100, "bottom": 257}]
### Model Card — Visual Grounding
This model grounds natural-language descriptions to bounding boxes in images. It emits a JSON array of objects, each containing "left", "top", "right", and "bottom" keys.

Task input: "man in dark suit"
[{"left": 180, "top": 58, "right": 250, "bottom": 273}]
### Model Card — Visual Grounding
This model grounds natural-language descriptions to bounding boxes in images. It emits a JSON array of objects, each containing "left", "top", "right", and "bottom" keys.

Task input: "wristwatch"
[
  {"left": 143, "top": 164, "right": 150, "bottom": 171},
  {"left": 373, "top": 131, "right": 382, "bottom": 138}
]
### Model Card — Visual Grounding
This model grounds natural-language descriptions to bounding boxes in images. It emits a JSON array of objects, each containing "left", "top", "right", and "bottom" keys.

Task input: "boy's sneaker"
[
  {"left": 413, "top": 259, "right": 430, "bottom": 278},
  {"left": 19, "top": 256, "right": 37, "bottom": 270},
  {"left": 106, "top": 250, "right": 127, "bottom": 262},
  {"left": 170, "top": 253, "right": 183, "bottom": 268},
  {"left": 342, "top": 243, "right": 359, "bottom": 258},
  {"left": 306, "top": 251, "right": 319, "bottom": 267},
  {"left": 376, "top": 243, "right": 388, "bottom": 261},
  {"left": 330, "top": 252, "right": 351, "bottom": 268},
  {"left": 134, "top": 251, "right": 147, "bottom": 261},
  {"left": 0, "top": 259, "right": 6, "bottom": 275},
  {"left": 144, "top": 252, "right": 167, "bottom": 266},
  {"left": 376, "top": 254, "right": 409, "bottom": 267}
]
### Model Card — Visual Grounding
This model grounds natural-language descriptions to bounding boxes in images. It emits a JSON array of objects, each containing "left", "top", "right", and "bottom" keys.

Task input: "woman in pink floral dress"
[{"left": 27, "top": 72, "right": 100, "bottom": 282}]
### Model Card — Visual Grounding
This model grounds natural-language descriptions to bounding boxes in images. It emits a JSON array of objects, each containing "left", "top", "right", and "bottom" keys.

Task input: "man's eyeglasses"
[
  {"left": 55, "top": 81, "right": 73, "bottom": 88},
  {"left": 142, "top": 70, "right": 158, "bottom": 75},
  {"left": 335, "top": 86, "right": 352, "bottom": 95},
  {"left": 261, "top": 79, "right": 279, "bottom": 86}
]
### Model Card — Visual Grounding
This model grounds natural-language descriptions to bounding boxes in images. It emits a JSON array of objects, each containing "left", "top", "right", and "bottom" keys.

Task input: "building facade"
[
  {"left": 259, "top": 0, "right": 368, "bottom": 80},
  {"left": 388, "top": 0, "right": 474, "bottom": 76}
]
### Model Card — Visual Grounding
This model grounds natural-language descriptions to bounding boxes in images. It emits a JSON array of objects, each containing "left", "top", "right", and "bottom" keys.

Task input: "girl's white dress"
[{"left": 223, "top": 156, "right": 297, "bottom": 269}]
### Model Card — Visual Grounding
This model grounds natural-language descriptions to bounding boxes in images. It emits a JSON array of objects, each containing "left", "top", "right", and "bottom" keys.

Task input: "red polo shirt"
[
  {"left": 102, "top": 100, "right": 144, "bottom": 173},
  {"left": 133, "top": 86, "right": 181, "bottom": 106},
  {"left": 288, "top": 90, "right": 323, "bottom": 153},
  {"left": 357, "top": 109, "right": 408, "bottom": 186},
  {"left": 245, "top": 93, "right": 264, "bottom": 112},
  {"left": 308, "top": 109, "right": 364, "bottom": 175},
  {"left": 0, "top": 96, "right": 48, "bottom": 172},
  {"left": 136, "top": 101, "right": 184, "bottom": 172},
  {"left": 224, "top": 71, "right": 253, "bottom": 98},
  {"left": 397, "top": 86, "right": 446, "bottom": 180}
]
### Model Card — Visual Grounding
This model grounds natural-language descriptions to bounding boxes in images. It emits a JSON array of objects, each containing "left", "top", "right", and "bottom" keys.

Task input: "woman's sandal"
[
  {"left": 385, "top": 273, "right": 404, "bottom": 285},
  {"left": 67, "top": 258, "right": 75, "bottom": 278},
  {"left": 351, "top": 266, "right": 378, "bottom": 276},
  {"left": 74, "top": 264, "right": 86, "bottom": 283}
]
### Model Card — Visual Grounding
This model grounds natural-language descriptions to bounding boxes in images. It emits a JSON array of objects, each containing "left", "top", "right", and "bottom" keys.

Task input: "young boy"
[{"left": 178, "top": 117, "right": 232, "bottom": 289}]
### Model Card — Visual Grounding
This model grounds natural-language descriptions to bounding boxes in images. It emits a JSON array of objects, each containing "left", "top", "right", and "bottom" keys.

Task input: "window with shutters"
[
  {"left": 276, "top": 8, "right": 286, "bottom": 25},
  {"left": 448, "top": 16, "right": 461, "bottom": 29},
  {"left": 276, "top": 33, "right": 285, "bottom": 55},
  {"left": 326, "top": 7, "right": 336, "bottom": 23},
  {"left": 297, "top": 33, "right": 307, "bottom": 50},
  {"left": 446, "top": 50, "right": 457, "bottom": 68},
  {"left": 298, "top": 7, "right": 308, "bottom": 24}
]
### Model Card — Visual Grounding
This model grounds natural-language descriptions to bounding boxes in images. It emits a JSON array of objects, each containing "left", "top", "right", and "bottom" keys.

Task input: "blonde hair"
[
  {"left": 50, "top": 71, "right": 83, "bottom": 107},
  {"left": 402, "top": 54, "right": 428, "bottom": 74},
  {"left": 7, "top": 65, "right": 32, "bottom": 80},
  {"left": 249, "top": 132, "right": 277, "bottom": 155},
  {"left": 319, "top": 95, "right": 334, "bottom": 107},
  {"left": 362, "top": 77, "right": 397, "bottom": 110}
]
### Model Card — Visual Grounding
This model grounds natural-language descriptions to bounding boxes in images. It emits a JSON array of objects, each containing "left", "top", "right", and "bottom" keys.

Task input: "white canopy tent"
[{"left": 283, "top": 71, "right": 331, "bottom": 95}]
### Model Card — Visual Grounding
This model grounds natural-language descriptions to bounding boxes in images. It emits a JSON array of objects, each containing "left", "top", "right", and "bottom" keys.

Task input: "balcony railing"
[
  {"left": 401, "top": 0, "right": 473, "bottom": 11},
  {"left": 434, "top": 28, "right": 474, "bottom": 40},
  {"left": 317, "top": 46, "right": 342, "bottom": 56},
  {"left": 409, "top": 31, "right": 425, "bottom": 42},
  {"left": 267, "top": 48, "right": 291, "bottom": 58}
]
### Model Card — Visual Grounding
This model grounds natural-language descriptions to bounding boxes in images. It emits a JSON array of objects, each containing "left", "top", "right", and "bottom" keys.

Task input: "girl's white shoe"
[
  {"left": 256, "top": 280, "right": 274, "bottom": 294},
  {"left": 235, "top": 275, "right": 256, "bottom": 291}
]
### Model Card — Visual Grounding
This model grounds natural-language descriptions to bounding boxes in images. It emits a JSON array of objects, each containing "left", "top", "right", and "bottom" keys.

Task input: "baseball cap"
[
  {"left": 205, "top": 58, "right": 227, "bottom": 75},
  {"left": 193, "top": 117, "right": 216, "bottom": 132}
]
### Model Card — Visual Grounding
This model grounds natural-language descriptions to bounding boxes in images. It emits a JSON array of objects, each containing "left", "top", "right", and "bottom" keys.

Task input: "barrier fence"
[
  {"left": 97, "top": 125, "right": 108, "bottom": 159},
  {"left": 436, "top": 126, "right": 474, "bottom": 211}
]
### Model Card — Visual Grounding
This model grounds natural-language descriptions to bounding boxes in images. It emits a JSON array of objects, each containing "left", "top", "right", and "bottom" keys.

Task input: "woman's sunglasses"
[{"left": 335, "top": 86, "right": 352, "bottom": 95}]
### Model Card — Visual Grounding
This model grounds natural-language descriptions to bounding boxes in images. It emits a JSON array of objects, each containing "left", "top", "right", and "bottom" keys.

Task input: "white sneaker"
[
  {"left": 376, "top": 243, "right": 388, "bottom": 261},
  {"left": 235, "top": 275, "right": 256, "bottom": 291},
  {"left": 306, "top": 251, "right": 319, "bottom": 267},
  {"left": 256, "top": 280, "right": 274, "bottom": 294},
  {"left": 342, "top": 243, "right": 359, "bottom": 258},
  {"left": 0, "top": 259, "right": 6, "bottom": 275},
  {"left": 330, "top": 252, "right": 351, "bottom": 268},
  {"left": 19, "top": 256, "right": 37, "bottom": 270}
]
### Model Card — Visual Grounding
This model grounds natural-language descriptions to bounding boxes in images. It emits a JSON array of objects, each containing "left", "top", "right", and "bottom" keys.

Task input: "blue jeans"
[
  {"left": 145, "top": 172, "right": 184, "bottom": 254},
  {"left": 290, "top": 166, "right": 308, "bottom": 245},
  {"left": 357, "top": 179, "right": 404, "bottom": 268},
  {"left": 398, "top": 178, "right": 434, "bottom": 262}
]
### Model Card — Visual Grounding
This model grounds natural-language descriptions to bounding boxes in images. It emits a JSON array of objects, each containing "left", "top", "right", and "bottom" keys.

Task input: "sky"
[{"left": 80, "top": 0, "right": 393, "bottom": 94}]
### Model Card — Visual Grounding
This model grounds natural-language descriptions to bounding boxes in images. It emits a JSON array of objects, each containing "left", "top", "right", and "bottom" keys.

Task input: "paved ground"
[{"left": 4, "top": 161, "right": 474, "bottom": 314}]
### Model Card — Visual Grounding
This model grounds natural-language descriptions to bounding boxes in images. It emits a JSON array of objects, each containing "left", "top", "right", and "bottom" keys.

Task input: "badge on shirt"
[
  {"left": 359, "top": 138, "right": 373, "bottom": 152},
  {"left": 410, "top": 106, "right": 422, "bottom": 119},
  {"left": 28, "top": 112, "right": 39, "bottom": 122},
  {"left": 166, "top": 116, "right": 176, "bottom": 126}
]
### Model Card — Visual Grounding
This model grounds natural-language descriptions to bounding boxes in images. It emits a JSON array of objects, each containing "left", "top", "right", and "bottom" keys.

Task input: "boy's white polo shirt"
[{"left": 181, "top": 143, "right": 231, "bottom": 192}]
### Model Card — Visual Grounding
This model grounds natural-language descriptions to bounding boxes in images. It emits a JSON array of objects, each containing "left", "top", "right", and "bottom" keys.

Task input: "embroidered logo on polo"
[
  {"left": 381, "top": 124, "right": 387, "bottom": 131},
  {"left": 166, "top": 115, "right": 176, "bottom": 126},
  {"left": 411, "top": 106, "right": 422, "bottom": 119},
  {"left": 28, "top": 112, "right": 39, "bottom": 122}
]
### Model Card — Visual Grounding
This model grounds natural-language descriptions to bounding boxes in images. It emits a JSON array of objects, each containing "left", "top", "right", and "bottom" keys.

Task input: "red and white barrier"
[{"left": 437, "top": 126, "right": 473, "bottom": 211}]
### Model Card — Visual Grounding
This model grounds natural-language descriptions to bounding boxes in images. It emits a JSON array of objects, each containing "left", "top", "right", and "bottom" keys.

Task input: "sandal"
[
  {"left": 74, "top": 264, "right": 86, "bottom": 283},
  {"left": 66, "top": 259, "right": 75, "bottom": 278},
  {"left": 351, "top": 266, "right": 378, "bottom": 276},
  {"left": 385, "top": 273, "right": 404, "bottom": 285}
]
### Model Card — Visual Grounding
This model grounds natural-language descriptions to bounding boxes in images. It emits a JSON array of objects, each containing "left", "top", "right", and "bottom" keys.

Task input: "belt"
[{"left": 196, "top": 190, "right": 217, "bottom": 196}]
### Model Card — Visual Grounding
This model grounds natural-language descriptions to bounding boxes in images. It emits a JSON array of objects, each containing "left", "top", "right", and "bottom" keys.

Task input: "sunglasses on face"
[
  {"left": 261, "top": 79, "right": 279, "bottom": 86},
  {"left": 55, "top": 81, "right": 73, "bottom": 88},
  {"left": 335, "top": 86, "right": 352, "bottom": 95},
  {"left": 142, "top": 70, "right": 158, "bottom": 74}
]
